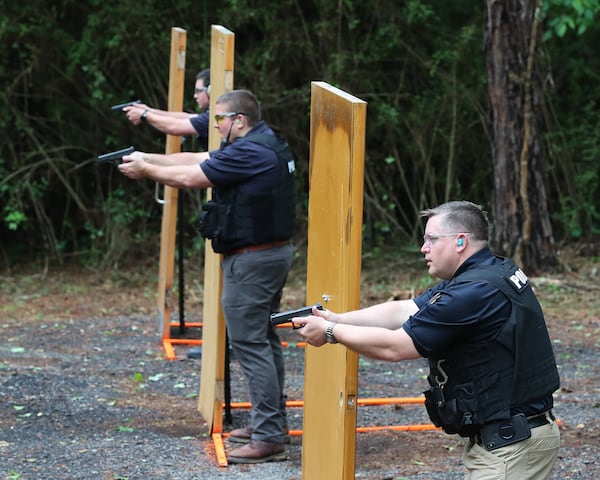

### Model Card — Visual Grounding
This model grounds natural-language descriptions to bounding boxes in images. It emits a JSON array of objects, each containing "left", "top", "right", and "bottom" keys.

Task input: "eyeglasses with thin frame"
[
  {"left": 422, "top": 232, "right": 470, "bottom": 247},
  {"left": 214, "top": 112, "right": 246, "bottom": 123},
  {"left": 194, "top": 87, "right": 208, "bottom": 94}
]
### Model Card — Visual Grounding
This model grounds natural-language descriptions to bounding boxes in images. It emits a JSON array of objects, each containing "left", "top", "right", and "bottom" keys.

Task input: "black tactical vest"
[
  {"left": 423, "top": 257, "right": 560, "bottom": 436},
  {"left": 198, "top": 133, "right": 296, "bottom": 254}
]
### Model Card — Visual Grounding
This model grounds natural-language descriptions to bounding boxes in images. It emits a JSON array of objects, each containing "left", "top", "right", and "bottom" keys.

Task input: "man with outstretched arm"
[
  {"left": 122, "top": 68, "right": 211, "bottom": 147},
  {"left": 122, "top": 68, "right": 210, "bottom": 358},
  {"left": 297, "top": 200, "right": 560, "bottom": 480},
  {"left": 119, "top": 89, "right": 296, "bottom": 464}
]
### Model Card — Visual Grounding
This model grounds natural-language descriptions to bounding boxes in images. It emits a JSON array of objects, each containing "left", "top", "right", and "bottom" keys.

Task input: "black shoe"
[{"left": 187, "top": 347, "right": 202, "bottom": 359}]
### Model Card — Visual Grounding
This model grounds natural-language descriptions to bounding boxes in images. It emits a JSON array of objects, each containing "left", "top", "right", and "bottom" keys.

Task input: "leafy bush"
[{"left": 1, "top": 0, "right": 598, "bottom": 269}]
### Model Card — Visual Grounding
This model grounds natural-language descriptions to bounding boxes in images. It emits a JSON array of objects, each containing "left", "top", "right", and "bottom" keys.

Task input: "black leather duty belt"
[{"left": 526, "top": 410, "right": 554, "bottom": 429}]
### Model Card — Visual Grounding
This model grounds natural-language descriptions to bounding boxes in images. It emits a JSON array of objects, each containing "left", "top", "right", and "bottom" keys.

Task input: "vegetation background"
[{"left": 1, "top": 0, "right": 599, "bottom": 271}]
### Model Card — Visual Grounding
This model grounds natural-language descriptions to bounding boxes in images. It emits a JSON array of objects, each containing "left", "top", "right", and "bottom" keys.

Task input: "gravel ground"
[
  {"left": 1, "top": 309, "right": 598, "bottom": 480},
  {"left": 1, "top": 251, "right": 599, "bottom": 479}
]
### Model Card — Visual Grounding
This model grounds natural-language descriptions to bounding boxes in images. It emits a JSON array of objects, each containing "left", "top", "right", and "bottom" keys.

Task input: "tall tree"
[{"left": 484, "top": 0, "right": 556, "bottom": 273}]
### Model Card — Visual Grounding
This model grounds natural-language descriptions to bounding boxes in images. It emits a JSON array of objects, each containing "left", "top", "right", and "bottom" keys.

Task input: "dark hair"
[
  {"left": 419, "top": 201, "right": 489, "bottom": 242},
  {"left": 196, "top": 68, "right": 210, "bottom": 87},
  {"left": 216, "top": 90, "right": 261, "bottom": 126}
]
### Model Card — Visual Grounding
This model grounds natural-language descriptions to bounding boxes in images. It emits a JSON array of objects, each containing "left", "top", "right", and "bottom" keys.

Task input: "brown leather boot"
[
  {"left": 228, "top": 440, "right": 287, "bottom": 464},
  {"left": 228, "top": 426, "right": 291, "bottom": 444},
  {"left": 228, "top": 426, "right": 252, "bottom": 443}
]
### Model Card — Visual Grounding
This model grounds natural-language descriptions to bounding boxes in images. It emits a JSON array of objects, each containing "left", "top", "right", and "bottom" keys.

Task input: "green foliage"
[
  {"left": 549, "top": 104, "right": 600, "bottom": 238},
  {"left": 541, "top": 6, "right": 600, "bottom": 240},
  {"left": 540, "top": 0, "right": 600, "bottom": 40},
  {"left": 0, "top": 0, "right": 598, "bottom": 269},
  {"left": 3, "top": 209, "right": 26, "bottom": 231}
]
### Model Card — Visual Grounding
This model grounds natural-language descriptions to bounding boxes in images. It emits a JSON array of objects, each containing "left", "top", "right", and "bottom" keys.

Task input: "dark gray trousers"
[{"left": 221, "top": 243, "right": 293, "bottom": 443}]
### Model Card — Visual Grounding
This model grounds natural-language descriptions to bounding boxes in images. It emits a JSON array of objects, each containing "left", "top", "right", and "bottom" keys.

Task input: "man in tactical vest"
[
  {"left": 297, "top": 200, "right": 560, "bottom": 480},
  {"left": 119, "top": 89, "right": 296, "bottom": 464}
]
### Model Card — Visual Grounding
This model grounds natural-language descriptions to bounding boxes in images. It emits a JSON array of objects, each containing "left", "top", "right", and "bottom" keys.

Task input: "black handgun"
[
  {"left": 97, "top": 146, "right": 135, "bottom": 164},
  {"left": 270, "top": 303, "right": 324, "bottom": 329},
  {"left": 111, "top": 100, "right": 142, "bottom": 111}
]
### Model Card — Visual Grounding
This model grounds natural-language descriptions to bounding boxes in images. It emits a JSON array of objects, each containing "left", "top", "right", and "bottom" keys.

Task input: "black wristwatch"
[
  {"left": 141, "top": 109, "right": 148, "bottom": 123},
  {"left": 325, "top": 322, "right": 338, "bottom": 344}
]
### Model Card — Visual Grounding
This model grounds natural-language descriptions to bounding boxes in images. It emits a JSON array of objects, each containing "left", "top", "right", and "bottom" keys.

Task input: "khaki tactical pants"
[{"left": 462, "top": 412, "right": 560, "bottom": 480}]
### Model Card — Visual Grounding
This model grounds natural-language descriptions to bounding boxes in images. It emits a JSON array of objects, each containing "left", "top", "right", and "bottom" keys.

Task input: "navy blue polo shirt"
[
  {"left": 190, "top": 110, "right": 210, "bottom": 144},
  {"left": 200, "top": 121, "right": 282, "bottom": 193},
  {"left": 403, "top": 248, "right": 511, "bottom": 358}
]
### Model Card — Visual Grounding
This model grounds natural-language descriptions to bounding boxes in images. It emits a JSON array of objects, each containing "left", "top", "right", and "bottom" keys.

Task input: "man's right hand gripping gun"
[
  {"left": 97, "top": 146, "right": 134, "bottom": 164},
  {"left": 270, "top": 304, "right": 324, "bottom": 329}
]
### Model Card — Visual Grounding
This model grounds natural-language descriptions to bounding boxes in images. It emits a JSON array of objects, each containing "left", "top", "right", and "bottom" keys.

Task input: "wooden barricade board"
[
  {"left": 197, "top": 25, "right": 235, "bottom": 437},
  {"left": 302, "top": 82, "right": 366, "bottom": 479},
  {"left": 157, "top": 28, "right": 187, "bottom": 340}
]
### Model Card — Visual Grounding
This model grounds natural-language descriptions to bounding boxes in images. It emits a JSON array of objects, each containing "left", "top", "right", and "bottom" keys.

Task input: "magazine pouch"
[
  {"left": 424, "top": 382, "right": 482, "bottom": 437},
  {"left": 198, "top": 201, "right": 230, "bottom": 240}
]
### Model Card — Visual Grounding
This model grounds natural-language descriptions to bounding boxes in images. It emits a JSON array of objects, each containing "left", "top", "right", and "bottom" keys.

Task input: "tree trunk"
[{"left": 484, "top": 0, "right": 557, "bottom": 274}]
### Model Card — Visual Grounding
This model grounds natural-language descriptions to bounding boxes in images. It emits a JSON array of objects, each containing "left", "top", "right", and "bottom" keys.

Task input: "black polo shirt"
[
  {"left": 404, "top": 248, "right": 510, "bottom": 358},
  {"left": 404, "top": 247, "right": 554, "bottom": 416}
]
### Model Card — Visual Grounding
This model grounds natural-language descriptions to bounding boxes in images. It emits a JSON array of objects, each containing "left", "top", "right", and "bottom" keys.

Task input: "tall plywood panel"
[
  {"left": 197, "top": 25, "right": 235, "bottom": 437},
  {"left": 157, "top": 28, "right": 187, "bottom": 339},
  {"left": 302, "top": 82, "right": 366, "bottom": 479}
]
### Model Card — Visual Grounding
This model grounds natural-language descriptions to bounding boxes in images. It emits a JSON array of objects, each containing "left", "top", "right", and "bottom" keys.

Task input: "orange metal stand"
[
  {"left": 162, "top": 322, "right": 204, "bottom": 360},
  {"left": 211, "top": 396, "right": 439, "bottom": 467},
  {"left": 210, "top": 323, "right": 435, "bottom": 466},
  {"left": 212, "top": 433, "right": 228, "bottom": 467}
]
